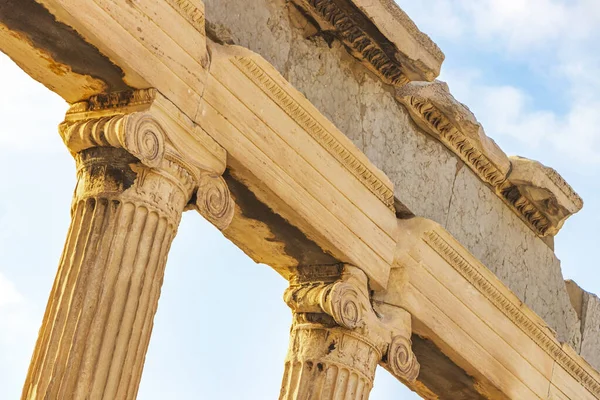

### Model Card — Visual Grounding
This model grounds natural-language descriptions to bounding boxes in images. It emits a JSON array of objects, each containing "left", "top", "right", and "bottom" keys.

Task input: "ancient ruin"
[{"left": 1, "top": 0, "right": 599, "bottom": 398}]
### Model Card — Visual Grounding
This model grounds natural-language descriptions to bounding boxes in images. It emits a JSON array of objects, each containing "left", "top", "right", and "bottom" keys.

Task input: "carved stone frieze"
[
  {"left": 164, "top": 0, "right": 206, "bottom": 32},
  {"left": 231, "top": 55, "right": 395, "bottom": 210},
  {"left": 422, "top": 228, "right": 600, "bottom": 398},
  {"left": 500, "top": 156, "right": 583, "bottom": 236},
  {"left": 290, "top": 0, "right": 444, "bottom": 85},
  {"left": 280, "top": 264, "right": 418, "bottom": 399},
  {"left": 396, "top": 81, "right": 582, "bottom": 237},
  {"left": 396, "top": 80, "right": 510, "bottom": 187}
]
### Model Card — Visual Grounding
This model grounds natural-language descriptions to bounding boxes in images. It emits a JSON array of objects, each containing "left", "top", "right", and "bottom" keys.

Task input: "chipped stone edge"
[
  {"left": 231, "top": 55, "right": 396, "bottom": 210},
  {"left": 290, "top": 0, "right": 444, "bottom": 85},
  {"left": 424, "top": 229, "right": 600, "bottom": 399},
  {"left": 396, "top": 83, "right": 582, "bottom": 237}
]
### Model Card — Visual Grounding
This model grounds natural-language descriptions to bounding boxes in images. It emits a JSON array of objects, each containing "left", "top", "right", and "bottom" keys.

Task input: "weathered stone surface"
[
  {"left": 396, "top": 80, "right": 511, "bottom": 187},
  {"left": 23, "top": 90, "right": 231, "bottom": 400},
  {"left": 581, "top": 294, "right": 600, "bottom": 371},
  {"left": 446, "top": 167, "right": 582, "bottom": 347},
  {"left": 203, "top": 0, "right": 584, "bottom": 349},
  {"left": 288, "top": 0, "right": 444, "bottom": 85},
  {"left": 396, "top": 81, "right": 583, "bottom": 238},
  {"left": 349, "top": 0, "right": 445, "bottom": 79},
  {"left": 566, "top": 280, "right": 600, "bottom": 371},
  {"left": 205, "top": 0, "right": 458, "bottom": 223},
  {"left": 504, "top": 156, "right": 584, "bottom": 236},
  {"left": 204, "top": 0, "right": 292, "bottom": 75},
  {"left": 280, "top": 264, "right": 418, "bottom": 399}
]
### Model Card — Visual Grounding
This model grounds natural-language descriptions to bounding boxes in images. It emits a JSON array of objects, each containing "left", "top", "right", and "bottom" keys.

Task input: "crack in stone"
[{"left": 444, "top": 161, "right": 463, "bottom": 229}]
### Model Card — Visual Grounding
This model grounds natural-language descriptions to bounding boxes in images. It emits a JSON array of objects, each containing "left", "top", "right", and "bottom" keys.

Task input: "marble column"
[
  {"left": 21, "top": 91, "right": 232, "bottom": 400},
  {"left": 280, "top": 265, "right": 419, "bottom": 400}
]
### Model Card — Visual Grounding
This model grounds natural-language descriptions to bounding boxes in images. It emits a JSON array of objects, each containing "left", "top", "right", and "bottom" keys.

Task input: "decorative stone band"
[
  {"left": 61, "top": 89, "right": 235, "bottom": 231},
  {"left": 396, "top": 81, "right": 582, "bottom": 237},
  {"left": 292, "top": 0, "right": 407, "bottom": 86},
  {"left": 284, "top": 264, "right": 420, "bottom": 384},
  {"left": 290, "top": 0, "right": 444, "bottom": 84},
  {"left": 67, "top": 89, "right": 158, "bottom": 114},
  {"left": 164, "top": 0, "right": 205, "bottom": 32},
  {"left": 231, "top": 56, "right": 395, "bottom": 210},
  {"left": 423, "top": 230, "right": 600, "bottom": 398}
]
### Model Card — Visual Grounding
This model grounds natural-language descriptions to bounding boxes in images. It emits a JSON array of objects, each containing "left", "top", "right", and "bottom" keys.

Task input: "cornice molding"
[
  {"left": 402, "top": 95, "right": 508, "bottom": 187},
  {"left": 396, "top": 81, "right": 582, "bottom": 237},
  {"left": 498, "top": 181, "right": 553, "bottom": 236},
  {"left": 290, "top": 0, "right": 444, "bottom": 84},
  {"left": 165, "top": 0, "right": 205, "bottom": 32},
  {"left": 292, "top": 0, "right": 407, "bottom": 85},
  {"left": 423, "top": 229, "right": 600, "bottom": 399},
  {"left": 231, "top": 55, "right": 395, "bottom": 211},
  {"left": 545, "top": 167, "right": 584, "bottom": 210}
]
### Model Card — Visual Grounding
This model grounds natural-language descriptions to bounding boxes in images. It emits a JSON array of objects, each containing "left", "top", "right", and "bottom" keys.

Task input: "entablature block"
[{"left": 378, "top": 217, "right": 600, "bottom": 399}]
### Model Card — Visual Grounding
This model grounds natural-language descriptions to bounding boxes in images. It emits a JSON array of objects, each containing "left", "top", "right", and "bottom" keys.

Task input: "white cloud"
[
  {"left": 461, "top": 0, "right": 568, "bottom": 51},
  {"left": 0, "top": 272, "right": 23, "bottom": 308},
  {"left": 0, "top": 54, "right": 67, "bottom": 152},
  {"left": 441, "top": 68, "right": 600, "bottom": 164},
  {"left": 398, "top": 0, "right": 600, "bottom": 165},
  {"left": 0, "top": 272, "right": 35, "bottom": 348},
  {"left": 400, "top": 0, "right": 600, "bottom": 52}
]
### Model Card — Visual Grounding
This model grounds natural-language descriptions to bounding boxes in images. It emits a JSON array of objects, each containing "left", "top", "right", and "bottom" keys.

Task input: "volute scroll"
[
  {"left": 194, "top": 172, "right": 235, "bottom": 230},
  {"left": 60, "top": 113, "right": 167, "bottom": 168},
  {"left": 280, "top": 264, "right": 420, "bottom": 399},
  {"left": 61, "top": 88, "right": 235, "bottom": 231}
]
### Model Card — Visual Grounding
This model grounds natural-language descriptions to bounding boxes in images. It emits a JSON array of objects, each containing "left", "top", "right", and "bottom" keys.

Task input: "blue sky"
[{"left": 1, "top": 1, "right": 600, "bottom": 399}]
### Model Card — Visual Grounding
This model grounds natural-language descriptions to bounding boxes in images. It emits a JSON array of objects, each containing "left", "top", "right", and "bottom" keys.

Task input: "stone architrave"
[
  {"left": 280, "top": 264, "right": 418, "bottom": 399},
  {"left": 21, "top": 89, "right": 232, "bottom": 400}
]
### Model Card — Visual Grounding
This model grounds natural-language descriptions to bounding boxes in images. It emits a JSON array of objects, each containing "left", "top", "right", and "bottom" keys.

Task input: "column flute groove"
[
  {"left": 279, "top": 264, "right": 420, "bottom": 400},
  {"left": 22, "top": 148, "right": 192, "bottom": 400},
  {"left": 21, "top": 89, "right": 233, "bottom": 400}
]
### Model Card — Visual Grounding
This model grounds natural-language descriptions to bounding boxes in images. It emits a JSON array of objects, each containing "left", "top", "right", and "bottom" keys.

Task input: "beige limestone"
[
  {"left": 396, "top": 81, "right": 583, "bottom": 238},
  {"left": 0, "top": 0, "right": 208, "bottom": 115},
  {"left": 22, "top": 90, "right": 232, "bottom": 400},
  {"left": 289, "top": 0, "right": 444, "bottom": 85},
  {"left": 395, "top": 80, "right": 511, "bottom": 187},
  {"left": 581, "top": 295, "right": 600, "bottom": 373},
  {"left": 446, "top": 166, "right": 582, "bottom": 349},
  {"left": 203, "top": 0, "right": 584, "bottom": 350},
  {"left": 280, "top": 264, "right": 417, "bottom": 399},
  {"left": 379, "top": 217, "right": 600, "bottom": 400},
  {"left": 199, "top": 42, "right": 398, "bottom": 289},
  {"left": 504, "top": 156, "right": 584, "bottom": 236},
  {"left": 566, "top": 280, "right": 600, "bottom": 372},
  {"left": 1, "top": 0, "right": 599, "bottom": 399}
]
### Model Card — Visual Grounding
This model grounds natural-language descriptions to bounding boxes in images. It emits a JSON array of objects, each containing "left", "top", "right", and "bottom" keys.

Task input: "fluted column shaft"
[
  {"left": 22, "top": 147, "right": 193, "bottom": 400},
  {"left": 280, "top": 265, "right": 420, "bottom": 400},
  {"left": 281, "top": 320, "right": 380, "bottom": 400}
]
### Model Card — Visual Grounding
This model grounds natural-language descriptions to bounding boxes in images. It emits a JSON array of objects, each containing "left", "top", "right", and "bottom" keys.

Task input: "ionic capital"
[
  {"left": 284, "top": 264, "right": 420, "bottom": 384},
  {"left": 59, "top": 88, "right": 235, "bottom": 230}
]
